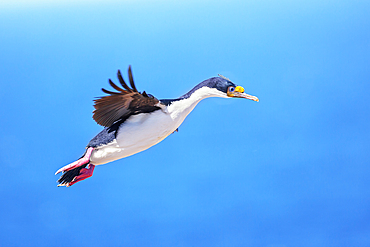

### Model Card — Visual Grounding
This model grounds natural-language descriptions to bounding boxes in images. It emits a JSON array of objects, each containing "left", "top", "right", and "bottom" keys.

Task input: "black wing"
[{"left": 93, "top": 66, "right": 162, "bottom": 127}]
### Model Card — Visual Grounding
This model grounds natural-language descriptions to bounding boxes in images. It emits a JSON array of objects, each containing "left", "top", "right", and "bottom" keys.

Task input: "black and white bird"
[{"left": 55, "top": 66, "right": 259, "bottom": 186}]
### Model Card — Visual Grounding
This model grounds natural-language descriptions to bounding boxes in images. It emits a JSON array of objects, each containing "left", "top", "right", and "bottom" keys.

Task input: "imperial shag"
[{"left": 55, "top": 66, "right": 259, "bottom": 186}]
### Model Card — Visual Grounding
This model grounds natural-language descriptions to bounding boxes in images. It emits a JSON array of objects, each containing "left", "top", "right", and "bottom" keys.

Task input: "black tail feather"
[{"left": 57, "top": 164, "right": 88, "bottom": 185}]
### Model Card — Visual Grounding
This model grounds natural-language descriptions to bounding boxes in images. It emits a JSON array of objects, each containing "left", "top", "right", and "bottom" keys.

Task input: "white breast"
[{"left": 89, "top": 109, "right": 182, "bottom": 165}]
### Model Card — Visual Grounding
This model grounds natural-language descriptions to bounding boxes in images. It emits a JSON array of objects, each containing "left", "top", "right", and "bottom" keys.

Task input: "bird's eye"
[{"left": 229, "top": 87, "right": 235, "bottom": 92}]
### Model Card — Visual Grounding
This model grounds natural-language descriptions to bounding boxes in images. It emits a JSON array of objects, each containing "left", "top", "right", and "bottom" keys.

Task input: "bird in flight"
[{"left": 55, "top": 66, "right": 259, "bottom": 187}]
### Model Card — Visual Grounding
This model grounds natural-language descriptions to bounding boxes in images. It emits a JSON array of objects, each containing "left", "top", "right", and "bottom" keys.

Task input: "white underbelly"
[{"left": 89, "top": 110, "right": 182, "bottom": 165}]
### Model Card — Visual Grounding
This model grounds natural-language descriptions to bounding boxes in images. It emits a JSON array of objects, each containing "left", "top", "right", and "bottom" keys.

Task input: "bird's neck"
[{"left": 166, "top": 86, "right": 227, "bottom": 120}]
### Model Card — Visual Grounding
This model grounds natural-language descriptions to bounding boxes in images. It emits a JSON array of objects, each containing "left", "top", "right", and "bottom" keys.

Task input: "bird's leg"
[
  {"left": 67, "top": 164, "right": 95, "bottom": 187},
  {"left": 55, "top": 147, "right": 94, "bottom": 175}
]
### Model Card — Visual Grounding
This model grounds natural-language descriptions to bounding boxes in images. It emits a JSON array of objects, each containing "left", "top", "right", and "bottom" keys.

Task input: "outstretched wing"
[{"left": 93, "top": 66, "right": 161, "bottom": 127}]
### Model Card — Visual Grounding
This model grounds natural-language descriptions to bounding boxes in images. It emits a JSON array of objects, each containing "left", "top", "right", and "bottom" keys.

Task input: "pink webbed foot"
[
  {"left": 67, "top": 164, "right": 95, "bottom": 187},
  {"left": 55, "top": 147, "right": 94, "bottom": 175}
]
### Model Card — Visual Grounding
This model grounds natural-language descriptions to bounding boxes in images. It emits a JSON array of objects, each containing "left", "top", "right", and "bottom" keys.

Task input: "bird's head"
[
  {"left": 206, "top": 75, "right": 259, "bottom": 102},
  {"left": 172, "top": 74, "right": 259, "bottom": 104}
]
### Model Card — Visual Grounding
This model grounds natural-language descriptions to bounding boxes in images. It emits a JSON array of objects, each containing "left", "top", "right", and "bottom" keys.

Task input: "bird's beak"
[{"left": 228, "top": 86, "right": 259, "bottom": 102}]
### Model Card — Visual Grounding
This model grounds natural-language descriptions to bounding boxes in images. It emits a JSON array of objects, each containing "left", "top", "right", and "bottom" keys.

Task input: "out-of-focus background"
[{"left": 1, "top": 0, "right": 369, "bottom": 246}]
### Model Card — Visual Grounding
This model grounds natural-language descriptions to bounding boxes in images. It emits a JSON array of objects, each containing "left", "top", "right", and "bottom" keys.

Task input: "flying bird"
[{"left": 55, "top": 66, "right": 259, "bottom": 187}]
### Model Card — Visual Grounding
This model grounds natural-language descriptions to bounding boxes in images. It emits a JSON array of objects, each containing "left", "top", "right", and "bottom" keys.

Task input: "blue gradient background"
[{"left": 1, "top": 1, "right": 369, "bottom": 246}]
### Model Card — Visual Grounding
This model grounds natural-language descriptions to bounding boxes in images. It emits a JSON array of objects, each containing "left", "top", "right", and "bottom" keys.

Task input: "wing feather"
[
  {"left": 117, "top": 70, "right": 133, "bottom": 92},
  {"left": 92, "top": 66, "right": 163, "bottom": 127},
  {"left": 128, "top": 66, "right": 138, "bottom": 92},
  {"left": 109, "top": 79, "right": 126, "bottom": 93},
  {"left": 101, "top": 88, "right": 121, "bottom": 95}
]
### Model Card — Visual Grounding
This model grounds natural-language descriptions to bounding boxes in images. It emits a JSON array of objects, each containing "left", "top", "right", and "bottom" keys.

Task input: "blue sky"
[{"left": 1, "top": 0, "right": 369, "bottom": 246}]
